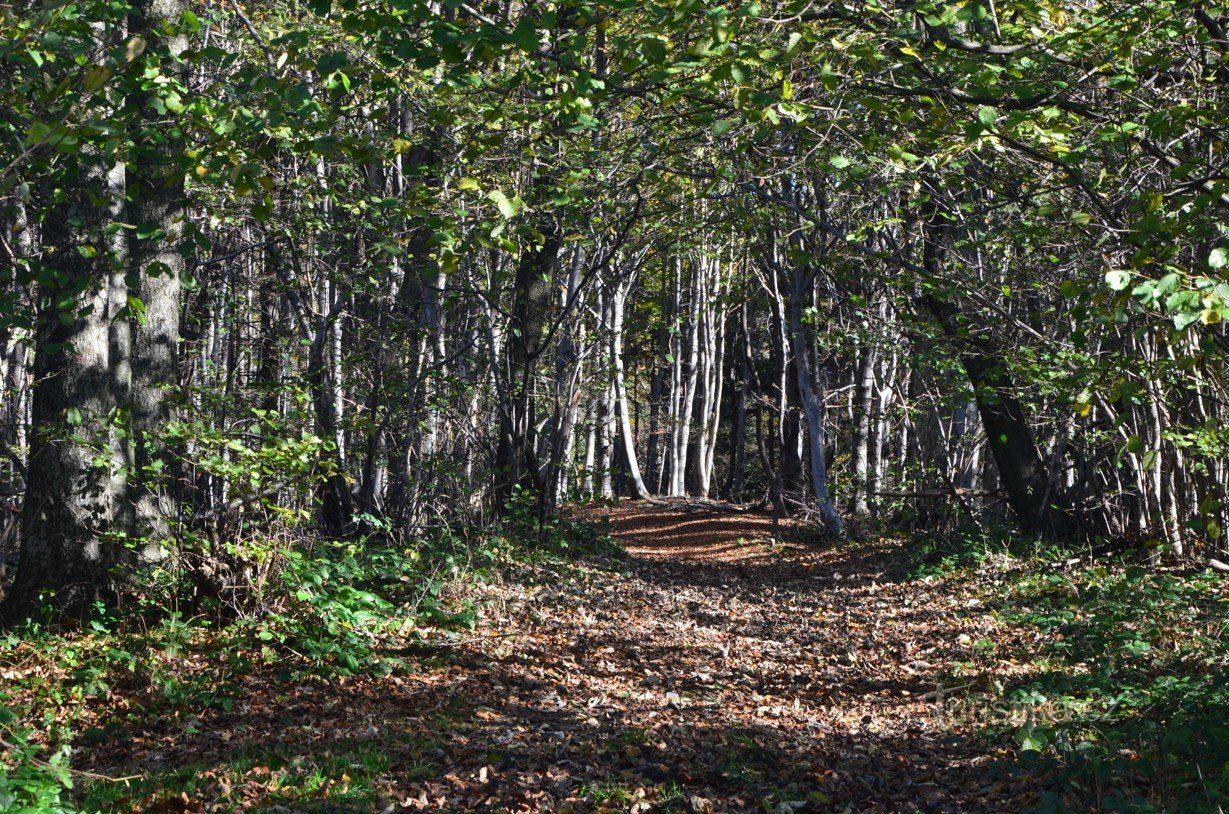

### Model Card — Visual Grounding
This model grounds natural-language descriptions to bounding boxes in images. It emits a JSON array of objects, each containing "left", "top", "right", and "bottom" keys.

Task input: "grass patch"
[{"left": 78, "top": 739, "right": 394, "bottom": 811}]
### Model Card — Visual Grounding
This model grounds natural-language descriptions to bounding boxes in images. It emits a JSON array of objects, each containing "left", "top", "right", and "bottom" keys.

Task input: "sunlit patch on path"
[{"left": 595, "top": 501, "right": 803, "bottom": 563}]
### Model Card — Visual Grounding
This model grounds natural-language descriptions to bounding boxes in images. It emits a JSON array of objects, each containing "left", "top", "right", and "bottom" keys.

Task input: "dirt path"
[
  {"left": 392, "top": 502, "right": 1035, "bottom": 812},
  {"left": 83, "top": 502, "right": 1039, "bottom": 812}
]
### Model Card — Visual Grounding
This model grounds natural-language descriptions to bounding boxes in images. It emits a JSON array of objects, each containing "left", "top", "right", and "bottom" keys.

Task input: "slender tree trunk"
[
  {"left": 788, "top": 266, "right": 844, "bottom": 535},
  {"left": 611, "top": 280, "right": 650, "bottom": 498},
  {"left": 723, "top": 301, "right": 750, "bottom": 500},
  {"left": 768, "top": 274, "right": 804, "bottom": 502},
  {"left": 597, "top": 380, "right": 615, "bottom": 500},
  {"left": 851, "top": 342, "right": 876, "bottom": 516},
  {"left": 647, "top": 338, "right": 664, "bottom": 495}
]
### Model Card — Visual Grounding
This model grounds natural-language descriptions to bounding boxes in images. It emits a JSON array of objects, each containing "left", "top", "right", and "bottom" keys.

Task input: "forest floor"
[{"left": 4, "top": 501, "right": 1227, "bottom": 812}]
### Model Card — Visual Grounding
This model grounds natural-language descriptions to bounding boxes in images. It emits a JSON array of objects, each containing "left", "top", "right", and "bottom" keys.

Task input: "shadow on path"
[{"left": 77, "top": 502, "right": 1036, "bottom": 812}]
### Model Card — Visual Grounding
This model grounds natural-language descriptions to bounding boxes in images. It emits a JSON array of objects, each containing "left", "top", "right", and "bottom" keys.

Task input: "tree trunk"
[
  {"left": 851, "top": 342, "right": 876, "bottom": 516},
  {"left": 722, "top": 301, "right": 751, "bottom": 500},
  {"left": 611, "top": 279, "right": 650, "bottom": 498},
  {"left": 128, "top": 0, "right": 188, "bottom": 547},
  {"left": 919, "top": 227, "right": 1070, "bottom": 538},
  {"left": 495, "top": 228, "right": 561, "bottom": 509},
  {"left": 3, "top": 147, "right": 130, "bottom": 622},
  {"left": 788, "top": 266, "right": 844, "bottom": 536}
]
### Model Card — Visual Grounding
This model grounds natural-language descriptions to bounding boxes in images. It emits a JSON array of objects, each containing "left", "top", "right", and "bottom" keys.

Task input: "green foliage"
[
  {"left": 250, "top": 532, "right": 482, "bottom": 675},
  {"left": 499, "top": 488, "right": 621, "bottom": 563},
  {"left": 997, "top": 563, "right": 1229, "bottom": 811},
  {"left": 0, "top": 712, "right": 77, "bottom": 814},
  {"left": 903, "top": 523, "right": 1063, "bottom": 579}
]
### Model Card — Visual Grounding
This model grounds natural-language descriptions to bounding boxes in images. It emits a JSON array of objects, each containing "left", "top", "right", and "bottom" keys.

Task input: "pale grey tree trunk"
[
  {"left": 128, "top": 0, "right": 188, "bottom": 547},
  {"left": 581, "top": 397, "right": 597, "bottom": 497},
  {"left": 674, "top": 259, "right": 701, "bottom": 496},
  {"left": 851, "top": 342, "right": 877, "bottom": 516},
  {"left": 700, "top": 279, "right": 725, "bottom": 494},
  {"left": 597, "top": 380, "right": 615, "bottom": 500},
  {"left": 788, "top": 266, "right": 844, "bottom": 536},
  {"left": 611, "top": 279, "right": 649, "bottom": 499}
]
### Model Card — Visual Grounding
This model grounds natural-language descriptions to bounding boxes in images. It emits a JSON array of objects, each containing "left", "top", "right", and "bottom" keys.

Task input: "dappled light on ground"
[
  {"left": 37, "top": 503, "right": 1054, "bottom": 812},
  {"left": 594, "top": 502, "right": 801, "bottom": 564}
]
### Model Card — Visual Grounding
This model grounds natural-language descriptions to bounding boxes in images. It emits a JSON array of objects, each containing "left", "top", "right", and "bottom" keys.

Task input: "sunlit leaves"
[
  {"left": 487, "top": 190, "right": 523, "bottom": 220},
  {"left": 1105, "top": 270, "right": 1131, "bottom": 291},
  {"left": 1211, "top": 248, "right": 1228, "bottom": 271}
]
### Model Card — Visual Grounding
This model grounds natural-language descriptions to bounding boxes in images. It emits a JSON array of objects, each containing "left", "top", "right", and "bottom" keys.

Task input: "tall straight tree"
[
  {"left": 2, "top": 0, "right": 187, "bottom": 622},
  {"left": 128, "top": 0, "right": 188, "bottom": 545}
]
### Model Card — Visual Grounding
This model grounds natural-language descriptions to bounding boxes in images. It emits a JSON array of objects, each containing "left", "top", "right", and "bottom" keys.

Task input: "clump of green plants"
[
  {"left": 498, "top": 487, "right": 622, "bottom": 564},
  {"left": 903, "top": 522, "right": 1065, "bottom": 579},
  {"left": 0, "top": 712, "right": 77, "bottom": 814},
  {"left": 249, "top": 525, "right": 485, "bottom": 675},
  {"left": 994, "top": 561, "right": 1229, "bottom": 811}
]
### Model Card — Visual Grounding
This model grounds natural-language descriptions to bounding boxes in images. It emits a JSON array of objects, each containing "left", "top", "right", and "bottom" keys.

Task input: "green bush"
[{"left": 0, "top": 711, "right": 77, "bottom": 814}]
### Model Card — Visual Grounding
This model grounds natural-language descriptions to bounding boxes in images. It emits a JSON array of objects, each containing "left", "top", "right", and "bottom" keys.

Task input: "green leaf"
[
  {"left": 1173, "top": 310, "right": 1201, "bottom": 330},
  {"left": 640, "top": 37, "right": 668, "bottom": 65},
  {"left": 488, "top": 190, "right": 522, "bottom": 219},
  {"left": 1104, "top": 270, "right": 1131, "bottom": 291},
  {"left": 1210, "top": 247, "right": 1228, "bottom": 270},
  {"left": 512, "top": 16, "right": 538, "bottom": 52},
  {"left": 977, "top": 106, "right": 998, "bottom": 127},
  {"left": 317, "top": 52, "right": 346, "bottom": 75},
  {"left": 252, "top": 196, "right": 273, "bottom": 222}
]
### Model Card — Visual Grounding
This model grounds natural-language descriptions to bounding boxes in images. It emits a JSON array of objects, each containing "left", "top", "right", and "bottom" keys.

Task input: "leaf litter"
[{"left": 6, "top": 502, "right": 1049, "bottom": 812}]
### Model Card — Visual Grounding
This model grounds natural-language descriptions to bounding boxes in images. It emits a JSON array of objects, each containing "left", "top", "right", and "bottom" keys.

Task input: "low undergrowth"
[
  {"left": 995, "top": 562, "right": 1229, "bottom": 812},
  {"left": 0, "top": 511, "right": 614, "bottom": 812},
  {"left": 913, "top": 526, "right": 1229, "bottom": 813}
]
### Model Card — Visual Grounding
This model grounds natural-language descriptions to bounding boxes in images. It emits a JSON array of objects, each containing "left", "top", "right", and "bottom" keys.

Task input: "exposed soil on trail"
[{"left": 73, "top": 501, "right": 1042, "bottom": 812}]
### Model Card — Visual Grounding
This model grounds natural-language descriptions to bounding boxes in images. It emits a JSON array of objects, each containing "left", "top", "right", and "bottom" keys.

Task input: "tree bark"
[
  {"left": 611, "top": 278, "right": 650, "bottom": 498},
  {"left": 788, "top": 265, "right": 844, "bottom": 536},
  {"left": 3, "top": 141, "right": 130, "bottom": 622},
  {"left": 128, "top": 0, "right": 188, "bottom": 547},
  {"left": 851, "top": 342, "right": 877, "bottom": 516},
  {"left": 496, "top": 227, "right": 561, "bottom": 509}
]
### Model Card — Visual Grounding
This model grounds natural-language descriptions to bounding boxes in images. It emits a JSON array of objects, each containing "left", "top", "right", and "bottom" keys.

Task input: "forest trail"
[{"left": 78, "top": 503, "right": 1041, "bottom": 813}]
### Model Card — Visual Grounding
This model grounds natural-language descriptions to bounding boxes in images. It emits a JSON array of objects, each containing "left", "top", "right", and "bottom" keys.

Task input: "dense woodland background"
[
  {"left": 1, "top": 0, "right": 1228, "bottom": 809},
  {"left": 3, "top": 0, "right": 1228, "bottom": 616}
]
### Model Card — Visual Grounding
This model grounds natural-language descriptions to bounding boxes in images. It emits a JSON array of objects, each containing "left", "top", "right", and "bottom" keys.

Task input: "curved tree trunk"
[
  {"left": 788, "top": 266, "right": 844, "bottom": 536},
  {"left": 919, "top": 226, "right": 1070, "bottom": 538}
]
